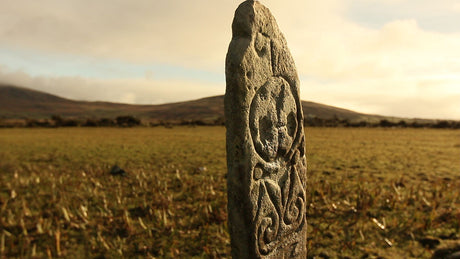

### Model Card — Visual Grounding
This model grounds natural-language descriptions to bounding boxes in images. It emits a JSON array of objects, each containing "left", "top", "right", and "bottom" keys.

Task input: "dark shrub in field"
[
  {"left": 98, "top": 118, "right": 116, "bottom": 127},
  {"left": 432, "top": 120, "right": 452, "bottom": 129},
  {"left": 51, "top": 115, "right": 64, "bottom": 126},
  {"left": 26, "top": 119, "right": 52, "bottom": 128},
  {"left": 51, "top": 115, "right": 81, "bottom": 127},
  {"left": 61, "top": 118, "right": 80, "bottom": 127},
  {"left": 379, "top": 119, "right": 395, "bottom": 128},
  {"left": 116, "top": 116, "right": 141, "bottom": 127},
  {"left": 83, "top": 119, "right": 98, "bottom": 127}
]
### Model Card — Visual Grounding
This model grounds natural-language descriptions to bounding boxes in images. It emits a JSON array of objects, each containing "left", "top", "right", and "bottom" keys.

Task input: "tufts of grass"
[{"left": 0, "top": 127, "right": 459, "bottom": 258}]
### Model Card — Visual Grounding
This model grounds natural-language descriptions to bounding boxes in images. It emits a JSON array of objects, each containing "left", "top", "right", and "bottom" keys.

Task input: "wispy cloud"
[
  {"left": 0, "top": 0, "right": 236, "bottom": 70},
  {"left": 0, "top": 0, "right": 459, "bottom": 119}
]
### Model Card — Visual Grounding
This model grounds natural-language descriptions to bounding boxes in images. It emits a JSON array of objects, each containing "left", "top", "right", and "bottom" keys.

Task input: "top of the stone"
[{"left": 232, "top": 0, "right": 280, "bottom": 39}]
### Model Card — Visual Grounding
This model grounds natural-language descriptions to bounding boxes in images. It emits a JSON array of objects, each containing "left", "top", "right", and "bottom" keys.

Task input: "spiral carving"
[
  {"left": 255, "top": 181, "right": 280, "bottom": 255},
  {"left": 253, "top": 164, "right": 306, "bottom": 256},
  {"left": 284, "top": 167, "right": 306, "bottom": 227},
  {"left": 250, "top": 77, "right": 306, "bottom": 256}
]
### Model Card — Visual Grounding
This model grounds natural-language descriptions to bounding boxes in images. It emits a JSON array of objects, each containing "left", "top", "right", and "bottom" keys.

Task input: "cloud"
[
  {"left": 270, "top": 1, "right": 460, "bottom": 119},
  {"left": 0, "top": 0, "right": 238, "bottom": 70},
  {"left": 0, "top": 0, "right": 460, "bottom": 119},
  {"left": 302, "top": 75, "right": 460, "bottom": 119},
  {"left": 454, "top": 3, "right": 460, "bottom": 13},
  {"left": 2, "top": 0, "right": 459, "bottom": 79},
  {"left": 0, "top": 65, "right": 224, "bottom": 104}
]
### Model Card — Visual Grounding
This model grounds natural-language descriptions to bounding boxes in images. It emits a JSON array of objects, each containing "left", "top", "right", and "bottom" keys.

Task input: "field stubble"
[{"left": 0, "top": 127, "right": 459, "bottom": 258}]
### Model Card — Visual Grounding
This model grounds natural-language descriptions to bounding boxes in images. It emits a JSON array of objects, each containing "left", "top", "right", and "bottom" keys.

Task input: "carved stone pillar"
[{"left": 225, "top": 1, "right": 308, "bottom": 258}]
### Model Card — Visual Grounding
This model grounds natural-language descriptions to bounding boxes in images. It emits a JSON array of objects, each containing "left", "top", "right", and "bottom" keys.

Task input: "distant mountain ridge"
[{"left": 0, "top": 84, "right": 384, "bottom": 122}]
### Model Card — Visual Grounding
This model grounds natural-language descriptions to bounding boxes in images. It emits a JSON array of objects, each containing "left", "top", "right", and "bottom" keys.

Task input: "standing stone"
[{"left": 225, "top": 1, "right": 307, "bottom": 258}]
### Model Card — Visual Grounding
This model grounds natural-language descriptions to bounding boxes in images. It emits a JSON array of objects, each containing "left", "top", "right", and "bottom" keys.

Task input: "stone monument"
[{"left": 225, "top": 1, "right": 308, "bottom": 258}]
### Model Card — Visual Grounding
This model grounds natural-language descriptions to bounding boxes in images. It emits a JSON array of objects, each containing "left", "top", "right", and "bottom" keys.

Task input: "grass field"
[{"left": 0, "top": 127, "right": 459, "bottom": 258}]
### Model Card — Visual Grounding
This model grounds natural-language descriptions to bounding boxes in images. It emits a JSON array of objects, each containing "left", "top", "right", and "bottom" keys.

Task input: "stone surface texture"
[{"left": 225, "top": 1, "right": 307, "bottom": 258}]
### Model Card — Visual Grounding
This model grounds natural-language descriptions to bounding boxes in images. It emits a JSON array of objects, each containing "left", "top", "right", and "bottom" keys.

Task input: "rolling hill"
[{"left": 0, "top": 84, "right": 382, "bottom": 122}]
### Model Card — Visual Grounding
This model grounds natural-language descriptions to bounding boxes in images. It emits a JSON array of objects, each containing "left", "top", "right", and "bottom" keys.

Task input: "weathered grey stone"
[{"left": 225, "top": 1, "right": 307, "bottom": 258}]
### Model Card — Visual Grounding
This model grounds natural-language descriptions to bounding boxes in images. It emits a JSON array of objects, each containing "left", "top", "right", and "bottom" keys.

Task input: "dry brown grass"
[{"left": 0, "top": 127, "right": 459, "bottom": 258}]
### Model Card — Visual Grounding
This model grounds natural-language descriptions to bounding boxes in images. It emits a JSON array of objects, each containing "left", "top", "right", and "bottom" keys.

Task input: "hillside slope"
[{"left": 0, "top": 84, "right": 380, "bottom": 121}]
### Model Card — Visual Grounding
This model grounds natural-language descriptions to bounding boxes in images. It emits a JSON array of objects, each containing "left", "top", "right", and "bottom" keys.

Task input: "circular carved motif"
[{"left": 250, "top": 76, "right": 298, "bottom": 163}]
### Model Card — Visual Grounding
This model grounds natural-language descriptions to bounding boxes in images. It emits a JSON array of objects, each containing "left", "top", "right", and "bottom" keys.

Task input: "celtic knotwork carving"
[{"left": 250, "top": 77, "right": 306, "bottom": 256}]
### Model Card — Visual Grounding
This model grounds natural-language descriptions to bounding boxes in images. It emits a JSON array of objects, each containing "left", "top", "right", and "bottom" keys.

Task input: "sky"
[{"left": 0, "top": 0, "right": 459, "bottom": 119}]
